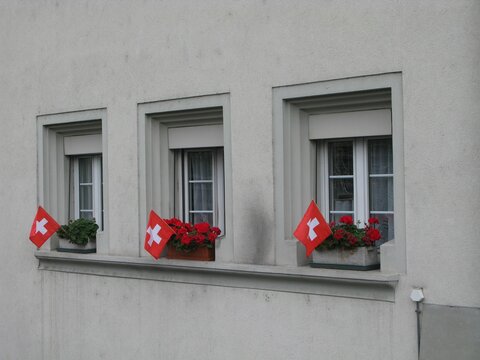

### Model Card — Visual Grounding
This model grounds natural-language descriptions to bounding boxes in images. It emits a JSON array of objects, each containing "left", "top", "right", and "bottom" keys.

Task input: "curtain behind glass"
[
  {"left": 328, "top": 141, "right": 354, "bottom": 222},
  {"left": 368, "top": 138, "right": 394, "bottom": 242},
  {"left": 78, "top": 157, "right": 94, "bottom": 220},
  {"left": 187, "top": 151, "right": 214, "bottom": 224}
]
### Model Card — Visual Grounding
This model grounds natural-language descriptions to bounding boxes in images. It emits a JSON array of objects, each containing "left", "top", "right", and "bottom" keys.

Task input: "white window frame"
[
  {"left": 317, "top": 136, "right": 394, "bottom": 239},
  {"left": 138, "top": 94, "right": 233, "bottom": 261},
  {"left": 37, "top": 109, "right": 108, "bottom": 253},
  {"left": 72, "top": 155, "right": 103, "bottom": 230},
  {"left": 273, "top": 73, "right": 405, "bottom": 272}
]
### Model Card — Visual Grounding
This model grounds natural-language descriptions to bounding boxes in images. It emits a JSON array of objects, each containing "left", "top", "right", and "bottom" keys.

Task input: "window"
[
  {"left": 37, "top": 109, "right": 108, "bottom": 253},
  {"left": 72, "top": 155, "right": 104, "bottom": 229},
  {"left": 317, "top": 137, "right": 394, "bottom": 242},
  {"left": 64, "top": 133, "right": 104, "bottom": 230},
  {"left": 139, "top": 94, "right": 233, "bottom": 261},
  {"left": 167, "top": 118, "right": 225, "bottom": 233},
  {"left": 176, "top": 148, "right": 224, "bottom": 229},
  {"left": 273, "top": 73, "right": 405, "bottom": 271}
]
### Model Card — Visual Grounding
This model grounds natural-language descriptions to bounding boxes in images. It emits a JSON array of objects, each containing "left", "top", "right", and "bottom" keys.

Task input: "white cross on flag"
[
  {"left": 29, "top": 206, "right": 60, "bottom": 248},
  {"left": 293, "top": 200, "right": 332, "bottom": 256},
  {"left": 144, "top": 210, "right": 175, "bottom": 259}
]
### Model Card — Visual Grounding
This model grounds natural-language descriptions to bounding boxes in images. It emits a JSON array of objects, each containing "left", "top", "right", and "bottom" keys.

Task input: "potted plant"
[
  {"left": 165, "top": 218, "right": 221, "bottom": 261},
  {"left": 56, "top": 218, "right": 99, "bottom": 253},
  {"left": 311, "top": 216, "right": 382, "bottom": 270}
]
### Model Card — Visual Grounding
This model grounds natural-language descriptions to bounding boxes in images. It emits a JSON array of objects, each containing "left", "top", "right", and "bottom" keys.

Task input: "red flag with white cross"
[
  {"left": 144, "top": 210, "right": 175, "bottom": 259},
  {"left": 293, "top": 200, "right": 332, "bottom": 256},
  {"left": 29, "top": 206, "right": 60, "bottom": 248}
]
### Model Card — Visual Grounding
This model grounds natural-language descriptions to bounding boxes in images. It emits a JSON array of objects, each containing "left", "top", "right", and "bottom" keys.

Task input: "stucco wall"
[
  {"left": 0, "top": 1, "right": 479, "bottom": 359},
  {"left": 41, "top": 272, "right": 394, "bottom": 360}
]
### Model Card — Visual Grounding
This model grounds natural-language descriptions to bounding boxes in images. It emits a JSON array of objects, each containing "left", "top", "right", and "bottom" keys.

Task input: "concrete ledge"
[{"left": 35, "top": 250, "right": 399, "bottom": 302}]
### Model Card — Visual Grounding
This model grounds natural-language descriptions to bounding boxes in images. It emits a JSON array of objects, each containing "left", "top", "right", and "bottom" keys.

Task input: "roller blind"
[
  {"left": 168, "top": 124, "right": 224, "bottom": 149},
  {"left": 308, "top": 109, "right": 391, "bottom": 140},
  {"left": 64, "top": 134, "right": 102, "bottom": 155}
]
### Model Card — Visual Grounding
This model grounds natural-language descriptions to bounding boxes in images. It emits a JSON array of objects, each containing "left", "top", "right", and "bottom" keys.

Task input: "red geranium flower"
[
  {"left": 347, "top": 233, "right": 357, "bottom": 245},
  {"left": 196, "top": 234, "right": 206, "bottom": 243},
  {"left": 194, "top": 222, "right": 210, "bottom": 233},
  {"left": 167, "top": 217, "right": 183, "bottom": 227},
  {"left": 333, "top": 229, "right": 344, "bottom": 240},
  {"left": 208, "top": 232, "right": 217, "bottom": 242},
  {"left": 339, "top": 216, "right": 354, "bottom": 225},
  {"left": 368, "top": 217, "right": 379, "bottom": 225},
  {"left": 168, "top": 219, "right": 222, "bottom": 252},
  {"left": 362, "top": 236, "right": 372, "bottom": 246},
  {"left": 366, "top": 228, "right": 381, "bottom": 241},
  {"left": 180, "top": 234, "right": 192, "bottom": 245}
]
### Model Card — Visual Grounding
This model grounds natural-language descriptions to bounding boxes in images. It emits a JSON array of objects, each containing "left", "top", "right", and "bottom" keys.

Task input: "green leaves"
[
  {"left": 57, "top": 218, "right": 99, "bottom": 246},
  {"left": 316, "top": 217, "right": 381, "bottom": 251}
]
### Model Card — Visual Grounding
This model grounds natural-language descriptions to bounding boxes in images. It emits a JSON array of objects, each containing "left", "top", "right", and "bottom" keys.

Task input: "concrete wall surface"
[
  {"left": 41, "top": 272, "right": 394, "bottom": 360},
  {"left": 0, "top": 1, "right": 479, "bottom": 359},
  {"left": 420, "top": 304, "right": 480, "bottom": 360}
]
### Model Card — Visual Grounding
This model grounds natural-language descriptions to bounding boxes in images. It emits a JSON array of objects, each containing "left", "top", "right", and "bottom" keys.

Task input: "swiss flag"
[
  {"left": 144, "top": 210, "right": 175, "bottom": 259},
  {"left": 293, "top": 200, "right": 332, "bottom": 256},
  {"left": 29, "top": 206, "right": 60, "bottom": 248}
]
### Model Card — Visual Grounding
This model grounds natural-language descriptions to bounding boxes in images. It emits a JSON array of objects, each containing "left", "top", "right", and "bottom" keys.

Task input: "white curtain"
[{"left": 188, "top": 151, "right": 214, "bottom": 224}]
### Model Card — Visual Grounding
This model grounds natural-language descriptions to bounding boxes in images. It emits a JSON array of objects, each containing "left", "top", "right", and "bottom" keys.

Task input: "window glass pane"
[
  {"left": 370, "top": 213, "right": 394, "bottom": 243},
  {"left": 329, "top": 141, "right": 353, "bottom": 175},
  {"left": 369, "top": 177, "right": 394, "bottom": 211},
  {"left": 369, "top": 138, "right": 393, "bottom": 174},
  {"left": 329, "top": 179, "right": 353, "bottom": 211},
  {"left": 80, "top": 211, "right": 94, "bottom": 220},
  {"left": 79, "top": 157, "right": 92, "bottom": 183},
  {"left": 189, "top": 183, "right": 213, "bottom": 211},
  {"left": 100, "top": 156, "right": 103, "bottom": 209},
  {"left": 79, "top": 185, "right": 93, "bottom": 210},
  {"left": 188, "top": 151, "right": 213, "bottom": 180},
  {"left": 190, "top": 213, "right": 214, "bottom": 225}
]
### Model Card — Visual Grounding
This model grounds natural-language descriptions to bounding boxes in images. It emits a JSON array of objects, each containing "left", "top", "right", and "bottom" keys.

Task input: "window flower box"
[
  {"left": 311, "top": 216, "right": 381, "bottom": 270},
  {"left": 56, "top": 218, "right": 98, "bottom": 254},
  {"left": 311, "top": 246, "right": 379, "bottom": 270},
  {"left": 57, "top": 237, "right": 96, "bottom": 253},
  {"left": 165, "top": 218, "right": 221, "bottom": 261},
  {"left": 167, "top": 244, "right": 215, "bottom": 261}
]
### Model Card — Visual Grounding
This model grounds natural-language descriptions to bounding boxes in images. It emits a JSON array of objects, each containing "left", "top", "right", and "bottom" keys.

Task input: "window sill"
[{"left": 35, "top": 250, "right": 399, "bottom": 302}]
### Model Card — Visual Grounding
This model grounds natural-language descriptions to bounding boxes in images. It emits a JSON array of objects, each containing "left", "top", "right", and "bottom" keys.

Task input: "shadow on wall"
[{"left": 243, "top": 189, "right": 274, "bottom": 265}]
